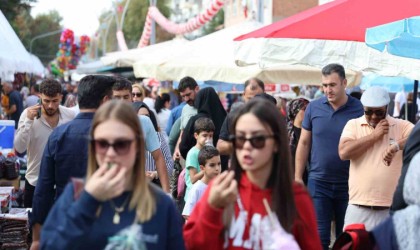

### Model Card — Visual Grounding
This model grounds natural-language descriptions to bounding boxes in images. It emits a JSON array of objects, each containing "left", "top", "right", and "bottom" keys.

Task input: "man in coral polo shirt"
[{"left": 339, "top": 86, "right": 413, "bottom": 230}]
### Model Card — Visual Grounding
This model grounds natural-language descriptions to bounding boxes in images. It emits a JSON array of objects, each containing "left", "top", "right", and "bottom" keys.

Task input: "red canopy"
[{"left": 235, "top": 0, "right": 420, "bottom": 42}]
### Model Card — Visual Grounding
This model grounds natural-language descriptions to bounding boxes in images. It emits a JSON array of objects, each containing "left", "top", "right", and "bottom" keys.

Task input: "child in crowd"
[
  {"left": 184, "top": 117, "right": 215, "bottom": 204},
  {"left": 183, "top": 146, "right": 221, "bottom": 220},
  {"left": 184, "top": 99, "right": 321, "bottom": 249}
]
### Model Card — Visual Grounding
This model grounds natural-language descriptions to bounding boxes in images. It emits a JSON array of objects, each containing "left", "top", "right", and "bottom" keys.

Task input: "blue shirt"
[
  {"left": 165, "top": 102, "right": 186, "bottom": 135},
  {"left": 31, "top": 112, "right": 94, "bottom": 226},
  {"left": 139, "top": 115, "right": 160, "bottom": 152},
  {"left": 302, "top": 95, "right": 363, "bottom": 183},
  {"left": 40, "top": 183, "right": 185, "bottom": 250}
]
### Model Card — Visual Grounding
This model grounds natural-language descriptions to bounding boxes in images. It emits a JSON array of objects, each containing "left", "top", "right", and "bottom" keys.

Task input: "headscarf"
[
  {"left": 194, "top": 87, "right": 227, "bottom": 133},
  {"left": 179, "top": 87, "right": 227, "bottom": 160},
  {"left": 393, "top": 152, "right": 420, "bottom": 250},
  {"left": 132, "top": 101, "right": 158, "bottom": 132},
  {"left": 286, "top": 98, "right": 309, "bottom": 147}
]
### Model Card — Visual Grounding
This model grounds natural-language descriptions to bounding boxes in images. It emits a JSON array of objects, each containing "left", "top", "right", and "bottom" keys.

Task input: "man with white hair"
[{"left": 339, "top": 86, "right": 414, "bottom": 230}]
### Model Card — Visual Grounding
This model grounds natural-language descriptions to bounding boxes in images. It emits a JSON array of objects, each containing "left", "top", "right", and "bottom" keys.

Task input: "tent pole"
[{"left": 412, "top": 80, "right": 418, "bottom": 123}]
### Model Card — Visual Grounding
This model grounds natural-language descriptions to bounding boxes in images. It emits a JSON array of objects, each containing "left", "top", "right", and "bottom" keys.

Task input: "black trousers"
[{"left": 24, "top": 180, "right": 35, "bottom": 208}]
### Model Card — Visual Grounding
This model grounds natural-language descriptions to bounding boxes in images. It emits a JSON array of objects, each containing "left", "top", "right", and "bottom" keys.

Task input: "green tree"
[
  {"left": 0, "top": 0, "right": 36, "bottom": 28},
  {"left": 202, "top": 9, "right": 224, "bottom": 35},
  {"left": 123, "top": 0, "right": 173, "bottom": 48},
  {"left": 97, "top": 10, "right": 118, "bottom": 55},
  {"left": 28, "top": 10, "right": 63, "bottom": 65},
  {"left": 97, "top": 0, "right": 173, "bottom": 53},
  {"left": 3, "top": 4, "right": 62, "bottom": 66}
]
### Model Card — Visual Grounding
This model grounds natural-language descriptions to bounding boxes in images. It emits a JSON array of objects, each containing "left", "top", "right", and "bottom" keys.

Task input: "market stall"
[{"left": 0, "top": 10, "right": 44, "bottom": 81}]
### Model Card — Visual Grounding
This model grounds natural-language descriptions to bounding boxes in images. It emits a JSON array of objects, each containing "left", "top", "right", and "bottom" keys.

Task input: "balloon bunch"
[
  {"left": 53, "top": 29, "right": 90, "bottom": 75},
  {"left": 79, "top": 35, "right": 90, "bottom": 54}
]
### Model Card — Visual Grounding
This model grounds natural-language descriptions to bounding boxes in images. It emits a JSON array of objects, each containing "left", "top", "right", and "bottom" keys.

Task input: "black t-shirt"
[
  {"left": 219, "top": 103, "right": 244, "bottom": 141},
  {"left": 8, "top": 90, "right": 23, "bottom": 128},
  {"left": 219, "top": 116, "right": 230, "bottom": 141}
]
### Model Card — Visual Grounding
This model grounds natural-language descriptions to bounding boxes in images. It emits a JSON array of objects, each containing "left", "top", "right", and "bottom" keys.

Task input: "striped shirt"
[{"left": 146, "top": 132, "right": 174, "bottom": 176}]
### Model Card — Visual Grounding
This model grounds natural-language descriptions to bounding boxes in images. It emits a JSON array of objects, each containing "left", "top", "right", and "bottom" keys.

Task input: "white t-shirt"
[
  {"left": 182, "top": 180, "right": 208, "bottom": 216},
  {"left": 393, "top": 91, "right": 407, "bottom": 117},
  {"left": 157, "top": 108, "right": 171, "bottom": 134}
]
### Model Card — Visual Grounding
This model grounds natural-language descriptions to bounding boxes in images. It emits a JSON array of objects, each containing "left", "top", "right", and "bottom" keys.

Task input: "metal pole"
[
  {"left": 30, "top": 29, "right": 63, "bottom": 54},
  {"left": 120, "top": 0, "right": 132, "bottom": 31},
  {"left": 412, "top": 80, "right": 418, "bottom": 123},
  {"left": 103, "top": 14, "right": 114, "bottom": 55},
  {"left": 258, "top": 0, "right": 264, "bottom": 23},
  {"left": 150, "top": 0, "right": 156, "bottom": 45}
]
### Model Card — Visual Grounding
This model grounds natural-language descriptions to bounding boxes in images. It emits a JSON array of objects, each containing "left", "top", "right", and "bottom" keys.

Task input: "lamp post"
[
  {"left": 30, "top": 29, "right": 63, "bottom": 54},
  {"left": 150, "top": 0, "right": 156, "bottom": 45}
]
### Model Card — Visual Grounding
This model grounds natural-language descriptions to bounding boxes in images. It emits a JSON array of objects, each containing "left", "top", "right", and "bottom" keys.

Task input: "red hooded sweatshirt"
[{"left": 183, "top": 173, "right": 322, "bottom": 250}]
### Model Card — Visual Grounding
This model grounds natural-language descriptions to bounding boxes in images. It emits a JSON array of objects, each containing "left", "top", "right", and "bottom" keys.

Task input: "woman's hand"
[
  {"left": 146, "top": 171, "right": 157, "bottom": 180},
  {"left": 85, "top": 163, "right": 127, "bottom": 202},
  {"left": 208, "top": 171, "right": 238, "bottom": 209}
]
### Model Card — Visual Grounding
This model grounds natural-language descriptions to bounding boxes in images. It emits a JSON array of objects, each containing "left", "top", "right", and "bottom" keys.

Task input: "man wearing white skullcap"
[{"left": 338, "top": 86, "right": 414, "bottom": 230}]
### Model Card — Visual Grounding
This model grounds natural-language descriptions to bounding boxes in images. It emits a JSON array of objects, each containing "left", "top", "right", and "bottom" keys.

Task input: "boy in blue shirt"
[
  {"left": 184, "top": 117, "right": 215, "bottom": 202},
  {"left": 183, "top": 145, "right": 221, "bottom": 219}
]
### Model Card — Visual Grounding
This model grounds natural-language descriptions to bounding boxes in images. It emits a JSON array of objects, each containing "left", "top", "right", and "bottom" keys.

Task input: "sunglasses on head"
[
  {"left": 91, "top": 138, "right": 134, "bottom": 155},
  {"left": 364, "top": 109, "right": 386, "bottom": 117},
  {"left": 132, "top": 93, "right": 142, "bottom": 97},
  {"left": 229, "top": 135, "right": 275, "bottom": 149}
]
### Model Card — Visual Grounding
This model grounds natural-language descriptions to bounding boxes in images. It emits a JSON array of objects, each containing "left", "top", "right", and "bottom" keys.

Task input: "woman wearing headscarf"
[{"left": 179, "top": 87, "right": 227, "bottom": 170}]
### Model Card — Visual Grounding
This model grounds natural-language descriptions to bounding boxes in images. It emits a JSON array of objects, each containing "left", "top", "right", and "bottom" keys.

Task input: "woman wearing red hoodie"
[{"left": 184, "top": 98, "right": 321, "bottom": 250}]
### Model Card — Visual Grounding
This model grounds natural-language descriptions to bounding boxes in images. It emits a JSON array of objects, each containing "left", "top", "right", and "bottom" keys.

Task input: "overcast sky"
[{"left": 31, "top": 0, "right": 113, "bottom": 36}]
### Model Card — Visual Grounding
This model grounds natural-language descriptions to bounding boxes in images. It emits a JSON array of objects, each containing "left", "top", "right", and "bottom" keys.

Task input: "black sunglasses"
[
  {"left": 132, "top": 93, "right": 142, "bottom": 97},
  {"left": 91, "top": 139, "right": 134, "bottom": 155},
  {"left": 229, "top": 135, "right": 275, "bottom": 149},
  {"left": 364, "top": 109, "right": 386, "bottom": 117}
]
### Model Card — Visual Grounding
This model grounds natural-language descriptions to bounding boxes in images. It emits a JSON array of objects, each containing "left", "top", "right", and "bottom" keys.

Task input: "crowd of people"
[{"left": 0, "top": 62, "right": 419, "bottom": 249}]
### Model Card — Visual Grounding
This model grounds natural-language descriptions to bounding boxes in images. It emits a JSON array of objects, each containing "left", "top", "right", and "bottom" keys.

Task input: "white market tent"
[
  {"left": 100, "top": 38, "right": 189, "bottom": 68},
  {"left": 234, "top": 38, "right": 420, "bottom": 82},
  {"left": 30, "top": 53, "right": 45, "bottom": 75},
  {"left": 132, "top": 21, "right": 361, "bottom": 85},
  {"left": 0, "top": 10, "right": 44, "bottom": 81}
]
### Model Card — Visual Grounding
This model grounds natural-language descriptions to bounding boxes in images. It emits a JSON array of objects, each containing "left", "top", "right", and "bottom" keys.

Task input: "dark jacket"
[{"left": 391, "top": 121, "right": 420, "bottom": 212}]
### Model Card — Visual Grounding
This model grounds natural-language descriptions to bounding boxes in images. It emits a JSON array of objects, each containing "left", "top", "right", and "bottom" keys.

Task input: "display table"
[
  {"left": 0, "top": 177, "right": 20, "bottom": 190},
  {"left": 0, "top": 209, "right": 29, "bottom": 249}
]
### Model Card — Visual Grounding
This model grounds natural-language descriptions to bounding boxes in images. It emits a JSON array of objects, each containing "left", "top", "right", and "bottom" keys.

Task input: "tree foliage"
[
  {"left": 0, "top": 0, "right": 36, "bottom": 27},
  {"left": 1, "top": 2, "right": 62, "bottom": 65},
  {"left": 29, "top": 11, "right": 62, "bottom": 64},
  {"left": 202, "top": 9, "right": 224, "bottom": 35},
  {"left": 97, "top": 0, "right": 174, "bottom": 53}
]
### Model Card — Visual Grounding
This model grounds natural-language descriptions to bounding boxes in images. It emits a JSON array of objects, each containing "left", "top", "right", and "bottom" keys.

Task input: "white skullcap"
[{"left": 361, "top": 86, "right": 390, "bottom": 107}]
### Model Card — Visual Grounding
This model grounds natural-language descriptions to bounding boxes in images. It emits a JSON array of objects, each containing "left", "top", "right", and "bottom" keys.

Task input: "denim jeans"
[{"left": 307, "top": 178, "right": 349, "bottom": 250}]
